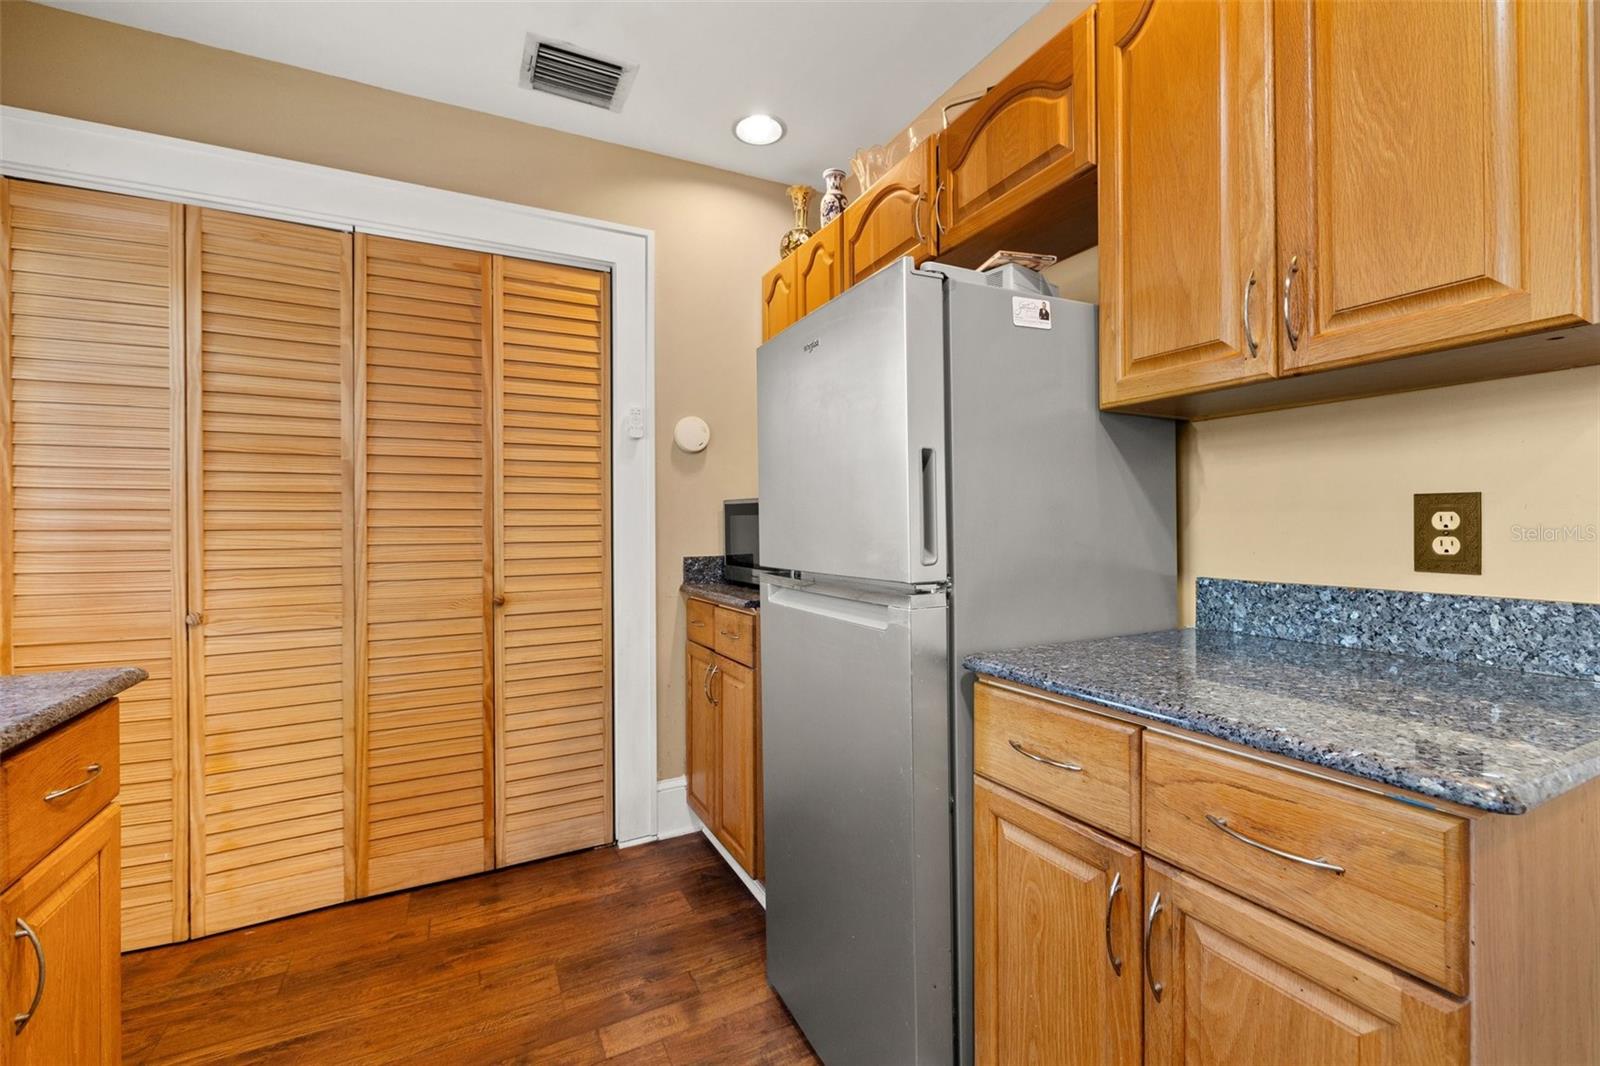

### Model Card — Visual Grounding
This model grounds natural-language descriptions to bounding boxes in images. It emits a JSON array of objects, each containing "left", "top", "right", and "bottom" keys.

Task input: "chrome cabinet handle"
[
  {"left": 13, "top": 919, "right": 44, "bottom": 1033},
  {"left": 706, "top": 664, "right": 720, "bottom": 706},
  {"left": 43, "top": 763, "right": 101, "bottom": 803},
  {"left": 1205, "top": 813, "right": 1345, "bottom": 875},
  {"left": 932, "top": 182, "right": 945, "bottom": 236},
  {"left": 1282, "top": 255, "right": 1301, "bottom": 351},
  {"left": 1142, "top": 892, "right": 1164, "bottom": 1002},
  {"left": 1008, "top": 738, "right": 1082, "bottom": 773},
  {"left": 1104, "top": 872, "right": 1124, "bottom": 976},
  {"left": 1241, "top": 271, "right": 1259, "bottom": 359},
  {"left": 913, "top": 192, "right": 928, "bottom": 245}
]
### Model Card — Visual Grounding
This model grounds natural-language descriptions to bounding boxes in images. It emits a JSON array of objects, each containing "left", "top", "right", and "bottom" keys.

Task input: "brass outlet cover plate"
[{"left": 1414, "top": 492, "right": 1482, "bottom": 575}]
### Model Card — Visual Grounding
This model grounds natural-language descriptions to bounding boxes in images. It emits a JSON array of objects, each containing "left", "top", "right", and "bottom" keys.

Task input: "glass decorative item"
[
  {"left": 779, "top": 184, "right": 814, "bottom": 259},
  {"left": 819, "top": 168, "right": 848, "bottom": 226}
]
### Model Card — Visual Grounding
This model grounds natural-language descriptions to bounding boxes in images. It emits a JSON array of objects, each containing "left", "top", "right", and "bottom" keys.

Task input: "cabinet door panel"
[
  {"left": 938, "top": 10, "right": 1098, "bottom": 266},
  {"left": 761, "top": 256, "right": 797, "bottom": 342},
  {"left": 1275, "top": 0, "right": 1595, "bottom": 370},
  {"left": 356, "top": 235, "right": 493, "bottom": 895},
  {"left": 0, "top": 806, "right": 121, "bottom": 1066},
  {"left": 1098, "top": 0, "right": 1276, "bottom": 405},
  {"left": 186, "top": 207, "right": 355, "bottom": 936},
  {"left": 842, "top": 139, "right": 938, "bottom": 286},
  {"left": 796, "top": 218, "right": 842, "bottom": 319},
  {"left": 712, "top": 654, "right": 758, "bottom": 878},
  {"left": 1, "top": 180, "right": 188, "bottom": 949},
  {"left": 974, "top": 777, "right": 1140, "bottom": 1066},
  {"left": 493, "top": 256, "right": 612, "bottom": 867},
  {"left": 1143, "top": 860, "right": 1468, "bottom": 1066},
  {"left": 685, "top": 640, "right": 716, "bottom": 825}
]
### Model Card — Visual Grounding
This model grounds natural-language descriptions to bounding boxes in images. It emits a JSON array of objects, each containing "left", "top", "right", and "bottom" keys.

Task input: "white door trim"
[{"left": 0, "top": 106, "right": 660, "bottom": 846}]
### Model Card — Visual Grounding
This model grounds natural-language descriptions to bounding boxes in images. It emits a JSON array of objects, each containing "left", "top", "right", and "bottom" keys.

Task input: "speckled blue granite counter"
[
  {"left": 0, "top": 667, "right": 146, "bottom": 754},
  {"left": 965, "top": 628, "right": 1600, "bottom": 814},
  {"left": 682, "top": 555, "right": 759, "bottom": 610}
]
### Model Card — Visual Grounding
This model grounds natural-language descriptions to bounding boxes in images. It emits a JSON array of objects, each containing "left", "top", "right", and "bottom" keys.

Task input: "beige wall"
[
  {"left": 0, "top": 0, "right": 790, "bottom": 779},
  {"left": 1179, "top": 367, "right": 1600, "bottom": 621}
]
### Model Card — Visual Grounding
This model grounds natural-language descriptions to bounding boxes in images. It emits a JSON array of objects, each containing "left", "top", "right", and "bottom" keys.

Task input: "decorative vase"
[
  {"left": 819, "top": 168, "right": 847, "bottom": 226},
  {"left": 779, "top": 184, "right": 814, "bottom": 259}
]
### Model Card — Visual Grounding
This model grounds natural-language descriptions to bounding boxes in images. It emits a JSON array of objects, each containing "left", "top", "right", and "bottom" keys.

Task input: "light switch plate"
[{"left": 1414, "top": 492, "right": 1481, "bottom": 575}]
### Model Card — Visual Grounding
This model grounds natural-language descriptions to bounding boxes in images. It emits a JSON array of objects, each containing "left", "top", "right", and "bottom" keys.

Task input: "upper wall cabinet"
[
  {"left": 1272, "top": 0, "right": 1596, "bottom": 373},
  {"left": 1101, "top": 0, "right": 1600, "bottom": 416},
  {"left": 795, "top": 217, "right": 843, "bottom": 321},
  {"left": 760, "top": 254, "right": 797, "bottom": 342},
  {"left": 937, "top": 9, "right": 1099, "bottom": 269},
  {"left": 842, "top": 137, "right": 938, "bottom": 287},
  {"left": 1098, "top": 0, "right": 1278, "bottom": 408}
]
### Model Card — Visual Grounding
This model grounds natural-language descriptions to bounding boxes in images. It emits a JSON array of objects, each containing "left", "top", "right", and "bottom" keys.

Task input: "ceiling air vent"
[{"left": 519, "top": 35, "right": 637, "bottom": 112}]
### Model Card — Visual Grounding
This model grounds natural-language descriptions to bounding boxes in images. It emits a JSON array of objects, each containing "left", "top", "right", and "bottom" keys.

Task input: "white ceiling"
[{"left": 43, "top": 0, "right": 1048, "bottom": 185}]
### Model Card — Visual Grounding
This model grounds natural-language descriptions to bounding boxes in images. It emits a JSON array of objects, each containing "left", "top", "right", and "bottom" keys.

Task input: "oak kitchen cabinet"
[
  {"left": 1099, "top": 0, "right": 1600, "bottom": 416},
  {"left": 1, "top": 177, "right": 616, "bottom": 948},
  {"left": 794, "top": 217, "right": 843, "bottom": 322},
  {"left": 0, "top": 701, "right": 122, "bottom": 1066},
  {"left": 842, "top": 137, "right": 939, "bottom": 289},
  {"left": 760, "top": 254, "right": 797, "bottom": 343},
  {"left": 936, "top": 8, "right": 1098, "bottom": 269},
  {"left": 683, "top": 594, "right": 762, "bottom": 879},
  {"left": 970, "top": 677, "right": 1598, "bottom": 1065}
]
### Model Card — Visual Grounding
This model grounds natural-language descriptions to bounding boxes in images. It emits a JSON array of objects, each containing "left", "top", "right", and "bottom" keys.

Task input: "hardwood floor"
[{"left": 122, "top": 834, "right": 819, "bottom": 1065}]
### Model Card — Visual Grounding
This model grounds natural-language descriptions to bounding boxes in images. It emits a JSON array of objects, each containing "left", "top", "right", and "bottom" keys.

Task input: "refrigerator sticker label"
[{"left": 1012, "top": 297, "right": 1052, "bottom": 330}]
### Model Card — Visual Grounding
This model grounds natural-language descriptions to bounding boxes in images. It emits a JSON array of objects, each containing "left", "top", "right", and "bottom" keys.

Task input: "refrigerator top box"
[{"left": 757, "top": 258, "right": 1177, "bottom": 1065}]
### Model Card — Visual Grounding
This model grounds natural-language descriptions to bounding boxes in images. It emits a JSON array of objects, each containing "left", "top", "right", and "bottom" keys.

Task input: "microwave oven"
[{"left": 723, "top": 498, "right": 760, "bottom": 587}]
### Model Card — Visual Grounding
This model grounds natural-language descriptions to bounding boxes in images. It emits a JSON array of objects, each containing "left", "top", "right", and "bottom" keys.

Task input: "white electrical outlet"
[
  {"left": 1432, "top": 535, "right": 1462, "bottom": 556},
  {"left": 1431, "top": 510, "right": 1462, "bottom": 531}
]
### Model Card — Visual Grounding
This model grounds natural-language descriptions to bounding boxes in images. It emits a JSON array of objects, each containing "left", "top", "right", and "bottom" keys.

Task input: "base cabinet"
[
  {"left": 683, "top": 596, "right": 762, "bottom": 879},
  {"left": 974, "top": 778, "right": 1141, "bottom": 1066},
  {"left": 1143, "top": 860, "right": 1467, "bottom": 1066}
]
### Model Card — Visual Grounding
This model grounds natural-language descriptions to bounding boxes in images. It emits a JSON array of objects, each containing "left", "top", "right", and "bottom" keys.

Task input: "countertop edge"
[
  {"left": 681, "top": 581, "right": 760, "bottom": 611},
  {"left": 0, "top": 667, "right": 147, "bottom": 755},
  {"left": 964, "top": 656, "right": 1538, "bottom": 815}
]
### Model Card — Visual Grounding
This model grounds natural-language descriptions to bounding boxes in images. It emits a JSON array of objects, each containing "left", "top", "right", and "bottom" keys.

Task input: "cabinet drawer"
[
  {"left": 973, "top": 682, "right": 1139, "bottom": 841},
  {"left": 686, "top": 598, "right": 715, "bottom": 648},
  {"left": 1142, "top": 732, "right": 1469, "bottom": 994},
  {"left": 4, "top": 700, "right": 120, "bottom": 885},
  {"left": 713, "top": 606, "right": 757, "bottom": 667}
]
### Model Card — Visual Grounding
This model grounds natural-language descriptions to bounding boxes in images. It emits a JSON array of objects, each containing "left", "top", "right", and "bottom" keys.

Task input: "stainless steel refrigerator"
[{"left": 757, "top": 258, "right": 1176, "bottom": 1065}]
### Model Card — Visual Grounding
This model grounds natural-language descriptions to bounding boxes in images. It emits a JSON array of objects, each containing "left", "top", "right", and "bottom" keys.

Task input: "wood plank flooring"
[{"left": 121, "top": 834, "right": 819, "bottom": 1064}]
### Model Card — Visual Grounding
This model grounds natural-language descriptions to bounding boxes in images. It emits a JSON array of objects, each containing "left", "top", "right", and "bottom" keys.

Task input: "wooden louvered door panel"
[
  {"left": 356, "top": 236, "right": 493, "bottom": 895},
  {"left": 186, "top": 207, "right": 355, "bottom": 936},
  {"left": 0, "top": 179, "right": 188, "bottom": 950},
  {"left": 493, "top": 256, "right": 611, "bottom": 866}
]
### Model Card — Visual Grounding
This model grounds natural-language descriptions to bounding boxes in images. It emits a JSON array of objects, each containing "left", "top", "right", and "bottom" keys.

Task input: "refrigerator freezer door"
[
  {"left": 757, "top": 260, "right": 948, "bottom": 585},
  {"left": 761, "top": 575, "right": 954, "bottom": 1066}
]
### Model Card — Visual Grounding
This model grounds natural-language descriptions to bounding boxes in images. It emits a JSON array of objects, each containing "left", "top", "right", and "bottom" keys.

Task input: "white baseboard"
[
  {"left": 644, "top": 777, "right": 765, "bottom": 908},
  {"left": 654, "top": 775, "right": 697, "bottom": 840},
  {"left": 694, "top": 816, "right": 766, "bottom": 909}
]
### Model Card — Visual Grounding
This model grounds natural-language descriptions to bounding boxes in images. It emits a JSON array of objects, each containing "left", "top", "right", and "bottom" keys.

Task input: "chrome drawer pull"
[
  {"left": 1242, "top": 271, "right": 1259, "bottom": 358},
  {"left": 1104, "top": 872, "right": 1124, "bottom": 976},
  {"left": 1205, "top": 814, "right": 1345, "bottom": 875},
  {"left": 1142, "top": 892, "right": 1163, "bottom": 1002},
  {"left": 43, "top": 763, "right": 101, "bottom": 803},
  {"left": 1008, "top": 739, "right": 1082, "bottom": 773},
  {"left": 13, "top": 919, "right": 44, "bottom": 1033},
  {"left": 1282, "top": 255, "right": 1302, "bottom": 351}
]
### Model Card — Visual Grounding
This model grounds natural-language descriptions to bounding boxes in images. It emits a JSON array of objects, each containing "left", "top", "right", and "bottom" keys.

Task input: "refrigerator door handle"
[{"left": 919, "top": 447, "right": 941, "bottom": 567}]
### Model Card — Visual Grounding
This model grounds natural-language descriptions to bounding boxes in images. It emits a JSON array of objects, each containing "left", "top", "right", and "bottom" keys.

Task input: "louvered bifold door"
[
  {"left": 492, "top": 256, "right": 612, "bottom": 866},
  {"left": 356, "top": 236, "right": 493, "bottom": 895},
  {"left": 186, "top": 207, "right": 355, "bottom": 936},
  {"left": 0, "top": 180, "right": 189, "bottom": 949}
]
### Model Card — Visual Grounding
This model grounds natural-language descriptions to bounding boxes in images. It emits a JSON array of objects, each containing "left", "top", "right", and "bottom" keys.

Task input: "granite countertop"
[
  {"left": 681, "top": 579, "right": 760, "bottom": 611},
  {"left": 681, "top": 554, "right": 760, "bottom": 610},
  {"left": 965, "top": 629, "right": 1600, "bottom": 815},
  {"left": 0, "top": 667, "right": 146, "bottom": 754}
]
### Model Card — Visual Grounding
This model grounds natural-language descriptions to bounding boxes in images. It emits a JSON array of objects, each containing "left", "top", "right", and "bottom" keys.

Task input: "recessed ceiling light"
[{"left": 733, "top": 114, "right": 785, "bottom": 146}]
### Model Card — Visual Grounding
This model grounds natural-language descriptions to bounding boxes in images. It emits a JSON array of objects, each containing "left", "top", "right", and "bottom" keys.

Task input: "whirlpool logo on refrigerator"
[{"left": 803, "top": 339, "right": 820, "bottom": 353}]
